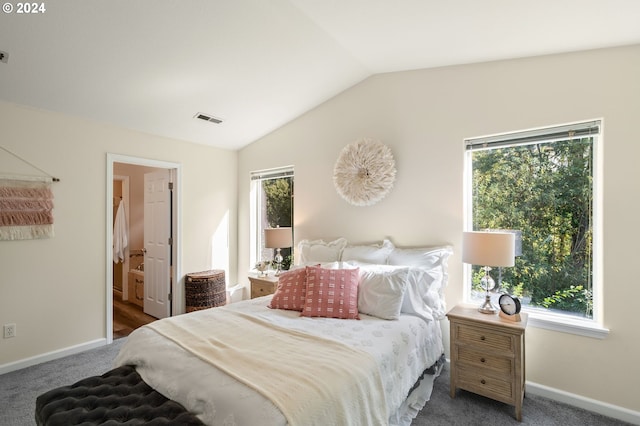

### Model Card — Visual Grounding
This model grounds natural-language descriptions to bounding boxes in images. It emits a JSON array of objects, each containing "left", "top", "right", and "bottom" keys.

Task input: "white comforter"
[{"left": 115, "top": 297, "right": 443, "bottom": 426}]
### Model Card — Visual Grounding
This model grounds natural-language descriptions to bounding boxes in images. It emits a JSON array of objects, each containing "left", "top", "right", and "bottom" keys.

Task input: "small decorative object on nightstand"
[
  {"left": 255, "top": 261, "right": 269, "bottom": 277},
  {"left": 249, "top": 274, "right": 278, "bottom": 299},
  {"left": 447, "top": 304, "right": 528, "bottom": 421},
  {"left": 498, "top": 294, "right": 522, "bottom": 322}
]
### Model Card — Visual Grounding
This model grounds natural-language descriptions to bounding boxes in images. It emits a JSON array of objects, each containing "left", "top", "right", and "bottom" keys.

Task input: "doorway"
[
  {"left": 112, "top": 175, "right": 129, "bottom": 299},
  {"left": 112, "top": 168, "right": 164, "bottom": 339},
  {"left": 106, "top": 154, "right": 181, "bottom": 344}
]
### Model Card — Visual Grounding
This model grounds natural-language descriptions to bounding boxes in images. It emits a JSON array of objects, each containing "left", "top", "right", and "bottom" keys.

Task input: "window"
[
  {"left": 250, "top": 166, "right": 294, "bottom": 270},
  {"left": 464, "top": 121, "right": 601, "bottom": 327}
]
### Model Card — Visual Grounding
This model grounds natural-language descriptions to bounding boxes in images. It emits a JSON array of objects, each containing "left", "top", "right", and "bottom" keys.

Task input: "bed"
[{"left": 37, "top": 239, "right": 452, "bottom": 426}]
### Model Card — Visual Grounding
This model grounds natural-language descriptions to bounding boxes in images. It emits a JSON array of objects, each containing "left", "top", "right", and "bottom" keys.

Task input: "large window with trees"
[
  {"left": 250, "top": 167, "right": 294, "bottom": 271},
  {"left": 465, "top": 121, "right": 601, "bottom": 321}
]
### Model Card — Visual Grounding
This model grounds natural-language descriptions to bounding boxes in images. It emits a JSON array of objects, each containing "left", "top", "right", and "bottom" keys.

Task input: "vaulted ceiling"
[{"left": 1, "top": 0, "right": 639, "bottom": 150}]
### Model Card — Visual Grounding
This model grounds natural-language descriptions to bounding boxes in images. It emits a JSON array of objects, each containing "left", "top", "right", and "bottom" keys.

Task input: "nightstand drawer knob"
[
  {"left": 481, "top": 379, "right": 486, "bottom": 385},
  {"left": 480, "top": 336, "right": 486, "bottom": 341},
  {"left": 480, "top": 357, "right": 486, "bottom": 363}
]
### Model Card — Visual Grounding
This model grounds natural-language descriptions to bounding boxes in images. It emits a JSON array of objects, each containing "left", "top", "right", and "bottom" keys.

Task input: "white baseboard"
[
  {"left": 526, "top": 381, "right": 640, "bottom": 425},
  {"left": 0, "top": 338, "right": 107, "bottom": 375}
]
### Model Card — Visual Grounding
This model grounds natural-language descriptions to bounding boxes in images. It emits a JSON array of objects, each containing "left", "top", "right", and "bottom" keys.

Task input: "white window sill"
[{"left": 525, "top": 310, "right": 609, "bottom": 339}]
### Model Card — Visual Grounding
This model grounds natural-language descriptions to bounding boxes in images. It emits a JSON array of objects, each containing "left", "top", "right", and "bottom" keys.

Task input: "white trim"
[
  {"left": 171, "top": 167, "right": 183, "bottom": 315},
  {"left": 0, "top": 338, "right": 107, "bottom": 375},
  {"left": 526, "top": 310, "right": 609, "bottom": 339},
  {"left": 250, "top": 165, "right": 294, "bottom": 180},
  {"left": 592, "top": 119, "right": 605, "bottom": 325},
  {"left": 249, "top": 178, "right": 259, "bottom": 268},
  {"left": 106, "top": 160, "right": 114, "bottom": 343},
  {"left": 526, "top": 381, "right": 640, "bottom": 425}
]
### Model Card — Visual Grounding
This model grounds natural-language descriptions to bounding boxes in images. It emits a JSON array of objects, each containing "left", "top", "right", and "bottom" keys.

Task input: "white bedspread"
[
  {"left": 144, "top": 308, "right": 387, "bottom": 426},
  {"left": 115, "top": 297, "right": 443, "bottom": 426}
]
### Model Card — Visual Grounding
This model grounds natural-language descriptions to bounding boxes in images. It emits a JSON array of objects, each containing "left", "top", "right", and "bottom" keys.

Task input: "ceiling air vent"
[{"left": 194, "top": 112, "right": 223, "bottom": 124}]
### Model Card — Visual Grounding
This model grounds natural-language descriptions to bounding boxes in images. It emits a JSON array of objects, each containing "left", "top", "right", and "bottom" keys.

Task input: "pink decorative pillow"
[
  {"left": 268, "top": 268, "right": 308, "bottom": 311},
  {"left": 301, "top": 266, "right": 360, "bottom": 319}
]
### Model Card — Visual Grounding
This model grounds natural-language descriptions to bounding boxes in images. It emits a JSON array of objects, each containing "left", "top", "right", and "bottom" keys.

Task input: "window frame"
[
  {"left": 463, "top": 120, "right": 608, "bottom": 338},
  {"left": 249, "top": 166, "right": 294, "bottom": 271}
]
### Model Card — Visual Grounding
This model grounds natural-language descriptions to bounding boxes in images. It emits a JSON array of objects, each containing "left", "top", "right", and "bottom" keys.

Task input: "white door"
[{"left": 144, "top": 170, "right": 172, "bottom": 319}]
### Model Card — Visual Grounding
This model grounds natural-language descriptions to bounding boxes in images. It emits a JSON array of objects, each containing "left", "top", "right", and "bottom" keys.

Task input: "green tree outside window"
[
  {"left": 263, "top": 176, "right": 293, "bottom": 270},
  {"left": 470, "top": 137, "right": 594, "bottom": 318}
]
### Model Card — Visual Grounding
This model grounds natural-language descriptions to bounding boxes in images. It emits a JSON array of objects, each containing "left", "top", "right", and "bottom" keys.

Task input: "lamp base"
[
  {"left": 478, "top": 294, "right": 498, "bottom": 314},
  {"left": 273, "top": 249, "right": 283, "bottom": 277}
]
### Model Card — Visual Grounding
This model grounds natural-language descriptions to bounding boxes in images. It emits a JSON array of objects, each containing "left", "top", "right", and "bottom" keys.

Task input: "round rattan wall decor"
[{"left": 332, "top": 138, "right": 396, "bottom": 206}]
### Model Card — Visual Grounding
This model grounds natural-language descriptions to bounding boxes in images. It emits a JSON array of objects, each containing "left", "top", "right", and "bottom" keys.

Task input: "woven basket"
[{"left": 185, "top": 269, "right": 226, "bottom": 312}]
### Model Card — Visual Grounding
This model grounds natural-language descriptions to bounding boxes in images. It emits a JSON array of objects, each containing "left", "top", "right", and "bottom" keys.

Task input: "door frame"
[{"left": 106, "top": 153, "right": 182, "bottom": 344}]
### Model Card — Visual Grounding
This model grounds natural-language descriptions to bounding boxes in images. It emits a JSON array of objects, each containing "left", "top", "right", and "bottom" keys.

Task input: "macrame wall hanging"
[
  {"left": 0, "top": 145, "right": 59, "bottom": 241},
  {"left": 332, "top": 138, "right": 396, "bottom": 206}
]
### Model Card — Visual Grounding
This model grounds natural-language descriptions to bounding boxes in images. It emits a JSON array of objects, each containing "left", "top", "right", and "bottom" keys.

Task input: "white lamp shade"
[
  {"left": 462, "top": 231, "right": 515, "bottom": 267},
  {"left": 264, "top": 227, "right": 292, "bottom": 249}
]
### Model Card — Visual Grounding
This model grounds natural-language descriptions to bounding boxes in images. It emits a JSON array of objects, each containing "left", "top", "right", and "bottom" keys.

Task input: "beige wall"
[
  {"left": 0, "top": 101, "right": 238, "bottom": 365},
  {"left": 238, "top": 45, "right": 640, "bottom": 413}
]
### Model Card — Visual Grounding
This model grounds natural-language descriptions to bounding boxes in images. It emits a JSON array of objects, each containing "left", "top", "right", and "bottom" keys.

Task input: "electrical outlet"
[
  {"left": 3, "top": 323, "right": 16, "bottom": 339},
  {"left": 0, "top": 50, "right": 8, "bottom": 64}
]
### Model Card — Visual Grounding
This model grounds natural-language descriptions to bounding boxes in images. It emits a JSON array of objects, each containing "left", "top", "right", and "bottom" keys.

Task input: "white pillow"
[
  {"left": 349, "top": 260, "right": 447, "bottom": 321},
  {"left": 424, "top": 287, "right": 446, "bottom": 320},
  {"left": 350, "top": 246, "right": 453, "bottom": 321},
  {"left": 387, "top": 245, "right": 453, "bottom": 270},
  {"left": 291, "top": 261, "right": 351, "bottom": 270},
  {"left": 318, "top": 261, "right": 357, "bottom": 270},
  {"left": 402, "top": 268, "right": 436, "bottom": 322},
  {"left": 388, "top": 245, "right": 452, "bottom": 296},
  {"left": 342, "top": 239, "right": 395, "bottom": 264},
  {"left": 297, "top": 238, "right": 348, "bottom": 264},
  {"left": 358, "top": 267, "right": 408, "bottom": 320}
]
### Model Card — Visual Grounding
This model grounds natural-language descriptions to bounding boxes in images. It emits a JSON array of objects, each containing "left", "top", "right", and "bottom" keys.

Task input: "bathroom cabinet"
[{"left": 128, "top": 270, "right": 144, "bottom": 308}]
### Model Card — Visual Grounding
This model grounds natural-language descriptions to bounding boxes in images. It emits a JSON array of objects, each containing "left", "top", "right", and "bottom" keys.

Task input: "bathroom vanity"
[{"left": 128, "top": 270, "right": 144, "bottom": 308}]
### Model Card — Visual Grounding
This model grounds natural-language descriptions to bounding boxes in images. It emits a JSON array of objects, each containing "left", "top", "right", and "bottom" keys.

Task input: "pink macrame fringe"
[
  {"left": 0, "top": 199, "right": 54, "bottom": 211},
  {"left": 0, "top": 179, "right": 54, "bottom": 240},
  {"left": 0, "top": 211, "right": 53, "bottom": 226}
]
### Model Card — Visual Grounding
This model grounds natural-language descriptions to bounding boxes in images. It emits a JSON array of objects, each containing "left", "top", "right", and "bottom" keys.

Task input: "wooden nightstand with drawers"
[
  {"left": 248, "top": 275, "right": 278, "bottom": 299},
  {"left": 447, "top": 304, "right": 528, "bottom": 421}
]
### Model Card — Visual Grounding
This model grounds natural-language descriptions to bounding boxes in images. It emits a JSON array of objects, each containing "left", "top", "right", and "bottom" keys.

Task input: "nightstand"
[
  {"left": 447, "top": 305, "right": 528, "bottom": 421},
  {"left": 248, "top": 275, "right": 278, "bottom": 299}
]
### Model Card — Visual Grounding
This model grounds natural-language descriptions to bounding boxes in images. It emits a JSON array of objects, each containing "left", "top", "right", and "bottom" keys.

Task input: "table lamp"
[
  {"left": 264, "top": 227, "right": 292, "bottom": 276},
  {"left": 463, "top": 231, "right": 515, "bottom": 314}
]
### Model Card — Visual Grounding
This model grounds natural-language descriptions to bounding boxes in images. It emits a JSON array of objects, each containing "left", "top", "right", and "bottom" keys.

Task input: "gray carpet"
[
  {"left": 0, "top": 339, "right": 125, "bottom": 426},
  {"left": 414, "top": 368, "right": 631, "bottom": 426},
  {"left": 0, "top": 338, "right": 631, "bottom": 426}
]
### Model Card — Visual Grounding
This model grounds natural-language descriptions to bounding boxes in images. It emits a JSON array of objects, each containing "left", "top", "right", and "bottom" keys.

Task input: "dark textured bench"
[{"left": 35, "top": 365, "right": 205, "bottom": 425}]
